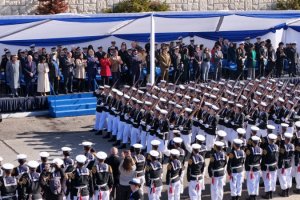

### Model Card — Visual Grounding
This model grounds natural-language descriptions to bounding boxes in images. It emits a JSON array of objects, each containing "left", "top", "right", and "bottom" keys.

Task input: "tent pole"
[{"left": 150, "top": 13, "right": 155, "bottom": 85}]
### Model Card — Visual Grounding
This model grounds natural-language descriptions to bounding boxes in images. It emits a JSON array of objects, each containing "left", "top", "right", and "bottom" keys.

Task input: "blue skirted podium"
[{"left": 0, "top": 96, "right": 48, "bottom": 113}]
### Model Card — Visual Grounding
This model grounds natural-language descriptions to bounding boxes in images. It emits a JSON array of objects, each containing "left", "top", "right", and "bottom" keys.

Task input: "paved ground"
[{"left": 1, "top": 115, "right": 300, "bottom": 199}]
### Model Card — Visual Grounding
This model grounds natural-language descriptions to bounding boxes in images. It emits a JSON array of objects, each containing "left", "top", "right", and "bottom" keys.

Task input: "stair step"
[
  {"left": 50, "top": 103, "right": 96, "bottom": 112},
  {"left": 49, "top": 108, "right": 95, "bottom": 118},
  {"left": 48, "top": 92, "right": 94, "bottom": 101},
  {"left": 48, "top": 97, "right": 96, "bottom": 106}
]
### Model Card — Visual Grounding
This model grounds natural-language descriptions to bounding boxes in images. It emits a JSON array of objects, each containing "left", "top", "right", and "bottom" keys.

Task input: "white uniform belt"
[
  {"left": 249, "top": 164, "right": 260, "bottom": 167},
  {"left": 150, "top": 177, "right": 160, "bottom": 181},
  {"left": 136, "top": 170, "right": 144, "bottom": 174},
  {"left": 231, "top": 165, "right": 243, "bottom": 169},
  {"left": 190, "top": 174, "right": 203, "bottom": 179},
  {"left": 212, "top": 168, "right": 224, "bottom": 172},
  {"left": 97, "top": 183, "right": 107, "bottom": 188},
  {"left": 266, "top": 162, "right": 277, "bottom": 167},
  {"left": 283, "top": 159, "right": 291, "bottom": 162},
  {"left": 1, "top": 195, "right": 16, "bottom": 199},
  {"left": 75, "top": 185, "right": 88, "bottom": 190},
  {"left": 170, "top": 175, "right": 179, "bottom": 180}
]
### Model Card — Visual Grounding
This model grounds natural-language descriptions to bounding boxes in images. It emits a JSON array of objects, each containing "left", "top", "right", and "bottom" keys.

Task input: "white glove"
[
  {"left": 224, "top": 119, "right": 228, "bottom": 123},
  {"left": 231, "top": 122, "right": 234, "bottom": 125},
  {"left": 204, "top": 124, "right": 209, "bottom": 129},
  {"left": 124, "top": 114, "right": 129, "bottom": 120},
  {"left": 170, "top": 125, "right": 174, "bottom": 129},
  {"left": 273, "top": 114, "right": 277, "bottom": 119},
  {"left": 146, "top": 125, "right": 151, "bottom": 131},
  {"left": 179, "top": 126, "right": 183, "bottom": 131},
  {"left": 140, "top": 121, "right": 146, "bottom": 126},
  {"left": 199, "top": 120, "right": 203, "bottom": 124},
  {"left": 157, "top": 130, "right": 161, "bottom": 134},
  {"left": 130, "top": 119, "right": 134, "bottom": 123}
]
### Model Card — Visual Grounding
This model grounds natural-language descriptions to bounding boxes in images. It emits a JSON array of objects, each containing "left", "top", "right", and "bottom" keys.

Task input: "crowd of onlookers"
[{"left": 0, "top": 36, "right": 299, "bottom": 97}]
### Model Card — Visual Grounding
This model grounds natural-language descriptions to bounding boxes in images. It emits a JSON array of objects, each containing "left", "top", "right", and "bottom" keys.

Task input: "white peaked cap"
[{"left": 76, "top": 155, "right": 87, "bottom": 163}]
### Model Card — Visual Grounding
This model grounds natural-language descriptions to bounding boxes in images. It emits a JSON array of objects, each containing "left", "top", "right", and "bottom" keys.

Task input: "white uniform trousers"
[
  {"left": 295, "top": 165, "right": 300, "bottom": 189},
  {"left": 287, "top": 126, "right": 294, "bottom": 135},
  {"left": 179, "top": 169, "right": 185, "bottom": 194},
  {"left": 94, "top": 190, "right": 110, "bottom": 200},
  {"left": 227, "top": 129, "right": 237, "bottom": 144},
  {"left": 157, "top": 138, "right": 167, "bottom": 153},
  {"left": 94, "top": 111, "right": 102, "bottom": 130},
  {"left": 147, "top": 134, "right": 155, "bottom": 153},
  {"left": 191, "top": 125, "right": 200, "bottom": 143},
  {"left": 229, "top": 172, "right": 244, "bottom": 197},
  {"left": 262, "top": 170, "right": 277, "bottom": 192},
  {"left": 210, "top": 176, "right": 224, "bottom": 200},
  {"left": 246, "top": 124, "right": 253, "bottom": 140},
  {"left": 181, "top": 134, "right": 192, "bottom": 153},
  {"left": 274, "top": 123, "right": 280, "bottom": 134},
  {"left": 117, "top": 121, "right": 125, "bottom": 140},
  {"left": 278, "top": 167, "right": 293, "bottom": 190},
  {"left": 205, "top": 134, "right": 216, "bottom": 151},
  {"left": 107, "top": 114, "right": 114, "bottom": 133},
  {"left": 73, "top": 196, "right": 89, "bottom": 200},
  {"left": 147, "top": 186, "right": 162, "bottom": 200},
  {"left": 130, "top": 127, "right": 140, "bottom": 146},
  {"left": 168, "top": 180, "right": 181, "bottom": 200},
  {"left": 189, "top": 179, "right": 204, "bottom": 200},
  {"left": 258, "top": 129, "right": 267, "bottom": 138},
  {"left": 136, "top": 176, "right": 145, "bottom": 195},
  {"left": 246, "top": 171, "right": 261, "bottom": 195},
  {"left": 140, "top": 131, "right": 148, "bottom": 150},
  {"left": 112, "top": 116, "right": 119, "bottom": 136},
  {"left": 99, "top": 112, "right": 108, "bottom": 130},
  {"left": 122, "top": 123, "right": 132, "bottom": 144}
]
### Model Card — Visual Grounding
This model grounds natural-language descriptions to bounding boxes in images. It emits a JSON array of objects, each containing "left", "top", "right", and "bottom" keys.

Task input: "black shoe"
[
  {"left": 261, "top": 192, "right": 270, "bottom": 199},
  {"left": 231, "top": 197, "right": 236, "bottom": 200},
  {"left": 270, "top": 191, "right": 273, "bottom": 199},
  {"left": 119, "top": 144, "right": 126, "bottom": 149},
  {"left": 279, "top": 190, "right": 286, "bottom": 197},
  {"left": 90, "top": 129, "right": 96, "bottom": 132},
  {"left": 294, "top": 189, "right": 300, "bottom": 194},
  {"left": 103, "top": 134, "right": 110, "bottom": 139},
  {"left": 113, "top": 140, "right": 121, "bottom": 146},
  {"left": 108, "top": 136, "right": 116, "bottom": 142},
  {"left": 286, "top": 188, "right": 289, "bottom": 197},
  {"left": 95, "top": 130, "right": 102, "bottom": 135}
]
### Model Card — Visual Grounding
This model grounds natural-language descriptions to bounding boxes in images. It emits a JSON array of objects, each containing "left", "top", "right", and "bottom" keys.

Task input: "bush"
[
  {"left": 104, "top": 0, "right": 169, "bottom": 13},
  {"left": 277, "top": 0, "right": 300, "bottom": 10}
]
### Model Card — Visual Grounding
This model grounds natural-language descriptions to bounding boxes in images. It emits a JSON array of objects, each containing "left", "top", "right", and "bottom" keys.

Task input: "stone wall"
[{"left": 0, "top": 0, "right": 278, "bottom": 15}]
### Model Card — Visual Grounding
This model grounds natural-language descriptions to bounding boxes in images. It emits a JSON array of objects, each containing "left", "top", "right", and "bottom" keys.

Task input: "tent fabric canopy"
[{"left": 1, "top": 11, "right": 300, "bottom": 48}]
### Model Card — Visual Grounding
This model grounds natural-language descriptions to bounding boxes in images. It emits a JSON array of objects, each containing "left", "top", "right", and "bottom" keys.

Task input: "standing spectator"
[
  {"left": 95, "top": 46, "right": 106, "bottom": 61},
  {"left": 266, "top": 44, "right": 276, "bottom": 77},
  {"left": 100, "top": 53, "right": 112, "bottom": 85},
  {"left": 131, "top": 49, "right": 142, "bottom": 85},
  {"left": 192, "top": 45, "right": 202, "bottom": 81},
  {"left": 214, "top": 45, "right": 223, "bottom": 81},
  {"left": 181, "top": 47, "right": 190, "bottom": 83},
  {"left": 6, "top": 55, "right": 20, "bottom": 97},
  {"left": 171, "top": 46, "right": 182, "bottom": 83},
  {"left": 87, "top": 49, "right": 99, "bottom": 91},
  {"left": 188, "top": 37, "right": 196, "bottom": 57},
  {"left": 287, "top": 42, "right": 298, "bottom": 77},
  {"left": 62, "top": 52, "right": 75, "bottom": 94},
  {"left": 258, "top": 41, "right": 268, "bottom": 78},
  {"left": 227, "top": 42, "right": 237, "bottom": 79},
  {"left": 246, "top": 44, "right": 257, "bottom": 80},
  {"left": 201, "top": 47, "right": 211, "bottom": 82},
  {"left": 118, "top": 42, "right": 130, "bottom": 84},
  {"left": 275, "top": 42, "right": 286, "bottom": 78},
  {"left": 108, "top": 41, "right": 119, "bottom": 57},
  {"left": 37, "top": 56, "right": 50, "bottom": 96},
  {"left": 23, "top": 55, "right": 36, "bottom": 97},
  {"left": 75, "top": 53, "right": 87, "bottom": 92},
  {"left": 49, "top": 53, "right": 60, "bottom": 95},
  {"left": 110, "top": 49, "right": 123, "bottom": 87},
  {"left": 117, "top": 153, "right": 136, "bottom": 200},
  {"left": 236, "top": 43, "right": 246, "bottom": 80},
  {"left": 105, "top": 147, "right": 121, "bottom": 200},
  {"left": 159, "top": 46, "right": 171, "bottom": 82}
]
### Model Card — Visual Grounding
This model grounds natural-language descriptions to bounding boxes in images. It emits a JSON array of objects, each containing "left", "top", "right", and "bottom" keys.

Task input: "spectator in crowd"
[
  {"left": 171, "top": 46, "right": 182, "bottom": 83},
  {"left": 100, "top": 53, "right": 112, "bottom": 85},
  {"left": 201, "top": 47, "right": 211, "bottom": 82},
  {"left": 227, "top": 42, "right": 237, "bottom": 79},
  {"left": 213, "top": 45, "right": 223, "bottom": 81},
  {"left": 110, "top": 49, "right": 123, "bottom": 87},
  {"left": 276, "top": 42, "right": 286, "bottom": 78},
  {"left": 62, "top": 52, "right": 75, "bottom": 94},
  {"left": 95, "top": 46, "right": 105, "bottom": 61},
  {"left": 258, "top": 40, "right": 268, "bottom": 78},
  {"left": 105, "top": 147, "right": 121, "bottom": 200},
  {"left": 117, "top": 152, "right": 136, "bottom": 200},
  {"left": 75, "top": 53, "right": 87, "bottom": 92},
  {"left": 247, "top": 44, "right": 257, "bottom": 80},
  {"left": 159, "top": 46, "right": 171, "bottom": 81},
  {"left": 49, "top": 52, "right": 60, "bottom": 95},
  {"left": 118, "top": 42, "right": 131, "bottom": 84},
  {"left": 23, "top": 55, "right": 36, "bottom": 97},
  {"left": 287, "top": 42, "right": 299, "bottom": 77},
  {"left": 181, "top": 47, "right": 190, "bottom": 83},
  {"left": 236, "top": 43, "right": 246, "bottom": 80},
  {"left": 6, "top": 55, "right": 20, "bottom": 97},
  {"left": 87, "top": 49, "right": 99, "bottom": 91},
  {"left": 192, "top": 45, "right": 202, "bottom": 81},
  {"left": 267, "top": 44, "right": 276, "bottom": 77},
  {"left": 131, "top": 49, "right": 143, "bottom": 84},
  {"left": 108, "top": 41, "right": 118, "bottom": 57},
  {"left": 37, "top": 56, "right": 50, "bottom": 96}
]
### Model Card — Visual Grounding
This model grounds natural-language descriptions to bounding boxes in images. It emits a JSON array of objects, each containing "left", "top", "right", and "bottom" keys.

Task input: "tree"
[
  {"left": 277, "top": 0, "right": 300, "bottom": 10},
  {"left": 36, "top": 0, "right": 69, "bottom": 15},
  {"left": 104, "top": 0, "right": 169, "bottom": 13}
]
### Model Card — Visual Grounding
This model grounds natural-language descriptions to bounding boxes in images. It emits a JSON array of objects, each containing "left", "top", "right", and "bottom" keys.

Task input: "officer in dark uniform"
[
  {"left": 261, "top": 134, "right": 279, "bottom": 199},
  {"left": 18, "top": 160, "right": 42, "bottom": 200},
  {"left": 132, "top": 144, "right": 146, "bottom": 190},
  {"left": 257, "top": 102, "right": 269, "bottom": 139},
  {"left": 208, "top": 141, "right": 227, "bottom": 200},
  {"left": 146, "top": 140, "right": 163, "bottom": 165},
  {"left": 293, "top": 121, "right": 300, "bottom": 194},
  {"left": 12, "top": 154, "right": 29, "bottom": 178},
  {"left": 145, "top": 150, "right": 163, "bottom": 199},
  {"left": 37, "top": 152, "right": 49, "bottom": 173},
  {"left": 245, "top": 135, "right": 262, "bottom": 200},
  {"left": 129, "top": 178, "right": 143, "bottom": 200},
  {"left": 70, "top": 155, "right": 93, "bottom": 200},
  {"left": 187, "top": 143, "right": 205, "bottom": 200},
  {"left": 247, "top": 126, "right": 260, "bottom": 148},
  {"left": 195, "top": 134, "right": 208, "bottom": 158},
  {"left": 94, "top": 86, "right": 105, "bottom": 133},
  {"left": 80, "top": 142, "right": 96, "bottom": 170},
  {"left": 0, "top": 163, "right": 18, "bottom": 200},
  {"left": 61, "top": 147, "right": 74, "bottom": 200},
  {"left": 227, "top": 139, "right": 245, "bottom": 200},
  {"left": 93, "top": 151, "right": 114, "bottom": 200},
  {"left": 278, "top": 132, "right": 294, "bottom": 197},
  {"left": 166, "top": 149, "right": 182, "bottom": 200}
]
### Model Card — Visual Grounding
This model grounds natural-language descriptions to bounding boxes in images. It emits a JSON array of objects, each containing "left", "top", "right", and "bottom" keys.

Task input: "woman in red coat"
[{"left": 100, "top": 53, "right": 112, "bottom": 85}]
